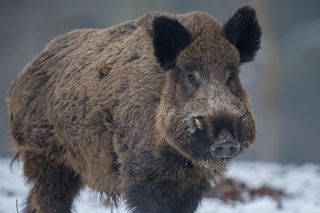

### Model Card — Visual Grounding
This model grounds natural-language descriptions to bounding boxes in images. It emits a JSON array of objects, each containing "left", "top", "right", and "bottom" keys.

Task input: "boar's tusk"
[{"left": 195, "top": 118, "right": 203, "bottom": 129}]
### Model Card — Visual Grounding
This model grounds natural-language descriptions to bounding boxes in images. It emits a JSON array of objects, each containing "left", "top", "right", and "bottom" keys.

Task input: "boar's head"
[{"left": 153, "top": 7, "right": 261, "bottom": 168}]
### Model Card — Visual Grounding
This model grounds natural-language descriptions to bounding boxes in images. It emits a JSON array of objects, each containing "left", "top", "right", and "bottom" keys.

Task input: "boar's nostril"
[{"left": 215, "top": 146, "right": 223, "bottom": 151}]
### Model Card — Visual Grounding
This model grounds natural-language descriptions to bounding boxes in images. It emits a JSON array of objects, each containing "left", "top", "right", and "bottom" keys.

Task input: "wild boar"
[{"left": 7, "top": 6, "right": 261, "bottom": 213}]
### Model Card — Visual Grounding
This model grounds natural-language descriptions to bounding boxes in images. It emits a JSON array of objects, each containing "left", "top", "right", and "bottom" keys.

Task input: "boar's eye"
[
  {"left": 181, "top": 72, "right": 199, "bottom": 96},
  {"left": 226, "top": 70, "right": 237, "bottom": 84},
  {"left": 187, "top": 73, "right": 199, "bottom": 86}
]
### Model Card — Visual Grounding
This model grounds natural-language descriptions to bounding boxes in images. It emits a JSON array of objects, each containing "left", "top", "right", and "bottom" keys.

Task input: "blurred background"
[{"left": 1, "top": 0, "right": 319, "bottom": 163}]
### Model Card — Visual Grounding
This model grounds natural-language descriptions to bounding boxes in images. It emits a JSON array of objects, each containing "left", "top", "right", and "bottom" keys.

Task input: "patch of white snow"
[{"left": 1, "top": 159, "right": 319, "bottom": 213}]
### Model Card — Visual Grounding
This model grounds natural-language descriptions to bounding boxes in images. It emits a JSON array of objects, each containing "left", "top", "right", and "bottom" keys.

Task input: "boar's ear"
[
  {"left": 152, "top": 16, "right": 192, "bottom": 70},
  {"left": 223, "top": 6, "right": 262, "bottom": 63}
]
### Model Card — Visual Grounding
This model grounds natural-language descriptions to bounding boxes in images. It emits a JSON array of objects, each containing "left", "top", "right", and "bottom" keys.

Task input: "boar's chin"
[{"left": 192, "top": 158, "right": 230, "bottom": 176}]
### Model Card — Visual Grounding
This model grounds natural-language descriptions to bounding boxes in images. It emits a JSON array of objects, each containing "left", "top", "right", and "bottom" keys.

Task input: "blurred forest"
[{"left": 1, "top": 0, "right": 319, "bottom": 163}]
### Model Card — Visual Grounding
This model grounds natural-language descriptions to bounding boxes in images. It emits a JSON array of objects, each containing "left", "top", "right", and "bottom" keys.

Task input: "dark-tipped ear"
[
  {"left": 223, "top": 6, "right": 262, "bottom": 63},
  {"left": 152, "top": 16, "right": 192, "bottom": 70}
]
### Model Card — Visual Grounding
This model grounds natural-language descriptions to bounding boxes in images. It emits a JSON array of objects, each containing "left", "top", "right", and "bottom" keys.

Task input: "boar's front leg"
[{"left": 125, "top": 178, "right": 205, "bottom": 213}]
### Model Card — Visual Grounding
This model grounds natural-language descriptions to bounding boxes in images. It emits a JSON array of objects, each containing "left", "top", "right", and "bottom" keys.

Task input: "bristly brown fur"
[{"left": 7, "top": 6, "right": 260, "bottom": 213}]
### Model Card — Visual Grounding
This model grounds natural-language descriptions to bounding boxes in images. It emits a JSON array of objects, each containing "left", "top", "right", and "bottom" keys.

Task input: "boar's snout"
[
  {"left": 210, "top": 131, "right": 240, "bottom": 158},
  {"left": 188, "top": 112, "right": 247, "bottom": 158}
]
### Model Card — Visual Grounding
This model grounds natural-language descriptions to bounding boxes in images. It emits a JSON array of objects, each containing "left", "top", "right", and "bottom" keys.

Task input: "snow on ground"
[{"left": 1, "top": 158, "right": 320, "bottom": 213}]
